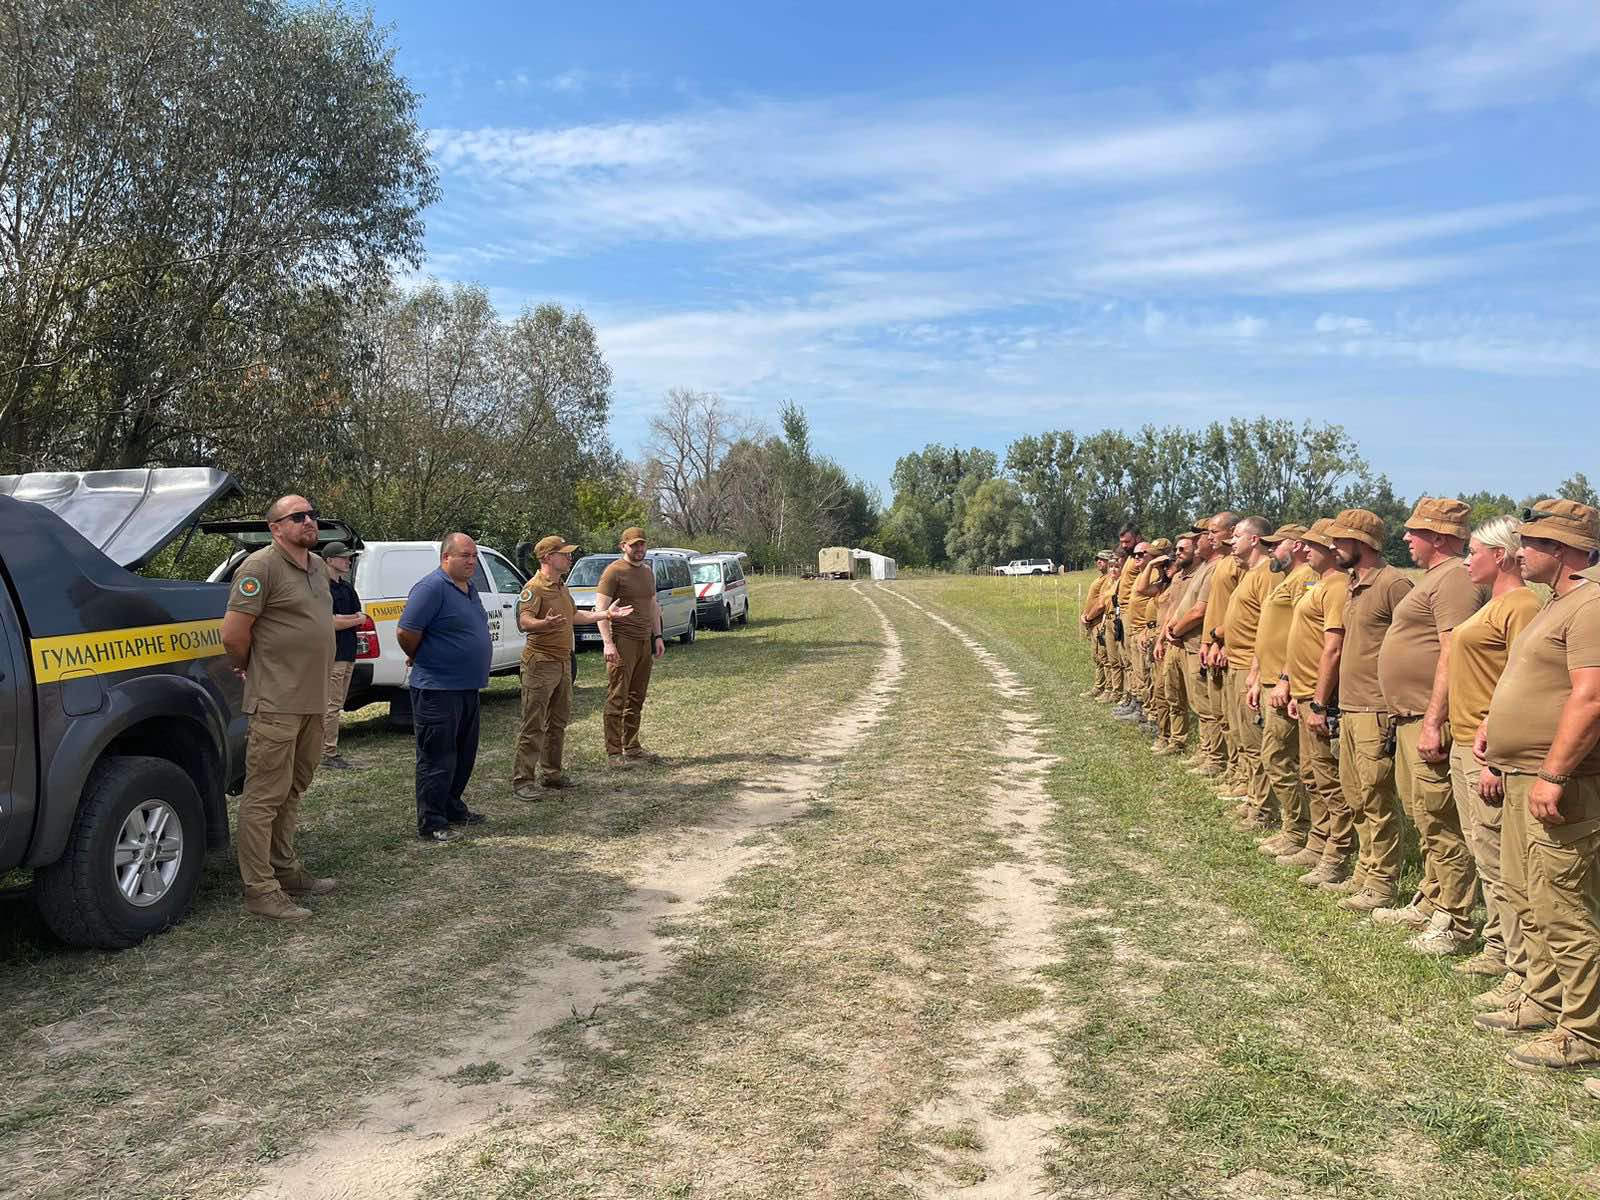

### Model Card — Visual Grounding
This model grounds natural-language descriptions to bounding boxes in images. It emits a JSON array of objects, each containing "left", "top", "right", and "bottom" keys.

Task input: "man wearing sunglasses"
[{"left": 221, "top": 494, "right": 339, "bottom": 921}]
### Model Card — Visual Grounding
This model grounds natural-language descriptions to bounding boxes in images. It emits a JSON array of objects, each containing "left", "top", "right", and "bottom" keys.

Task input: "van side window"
[
  {"left": 672, "top": 559, "right": 690, "bottom": 589},
  {"left": 653, "top": 559, "right": 672, "bottom": 589},
  {"left": 377, "top": 548, "right": 441, "bottom": 597},
  {"left": 484, "top": 553, "right": 522, "bottom": 593},
  {"left": 729, "top": 561, "right": 743, "bottom": 582},
  {"left": 473, "top": 561, "right": 491, "bottom": 594}
]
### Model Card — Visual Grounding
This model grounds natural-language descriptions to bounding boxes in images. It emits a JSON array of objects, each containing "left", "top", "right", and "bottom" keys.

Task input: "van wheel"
[
  {"left": 737, "top": 600, "right": 750, "bottom": 626},
  {"left": 34, "top": 756, "right": 206, "bottom": 950},
  {"left": 714, "top": 603, "right": 732, "bottom": 631},
  {"left": 680, "top": 615, "right": 697, "bottom": 645}
]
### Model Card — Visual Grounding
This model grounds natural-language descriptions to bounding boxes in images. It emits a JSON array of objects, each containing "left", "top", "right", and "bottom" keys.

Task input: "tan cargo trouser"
[
  {"left": 514, "top": 658, "right": 574, "bottom": 787},
  {"left": 1104, "top": 618, "right": 1125, "bottom": 698},
  {"left": 1127, "top": 632, "right": 1148, "bottom": 705},
  {"left": 322, "top": 661, "right": 354, "bottom": 758},
  {"left": 1186, "top": 651, "right": 1224, "bottom": 769},
  {"left": 1146, "top": 638, "right": 1170, "bottom": 732},
  {"left": 1226, "top": 670, "right": 1266, "bottom": 812},
  {"left": 1450, "top": 745, "right": 1522, "bottom": 978},
  {"left": 1298, "top": 707, "right": 1352, "bottom": 863},
  {"left": 1502, "top": 772, "right": 1600, "bottom": 1047},
  {"left": 1087, "top": 620, "right": 1108, "bottom": 692},
  {"left": 1340, "top": 710, "right": 1404, "bottom": 896},
  {"left": 238, "top": 710, "right": 320, "bottom": 899},
  {"left": 604, "top": 635, "right": 655, "bottom": 756},
  {"left": 1209, "top": 664, "right": 1235, "bottom": 777},
  {"left": 1395, "top": 717, "right": 1475, "bottom": 935},
  {"left": 1262, "top": 703, "right": 1308, "bottom": 840},
  {"left": 1161, "top": 647, "right": 1189, "bottom": 745}
]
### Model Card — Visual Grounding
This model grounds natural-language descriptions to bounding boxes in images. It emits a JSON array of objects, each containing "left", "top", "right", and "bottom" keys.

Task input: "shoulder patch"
[
  {"left": 519, "top": 586, "right": 534, "bottom": 603},
  {"left": 236, "top": 575, "right": 262, "bottom": 598}
]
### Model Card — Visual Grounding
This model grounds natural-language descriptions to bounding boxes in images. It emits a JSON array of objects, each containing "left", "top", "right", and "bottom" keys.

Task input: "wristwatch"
[{"left": 1308, "top": 701, "right": 1327, "bottom": 715}]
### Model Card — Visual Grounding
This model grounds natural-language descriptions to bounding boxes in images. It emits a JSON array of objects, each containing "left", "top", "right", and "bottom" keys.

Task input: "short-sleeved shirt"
[
  {"left": 398, "top": 568, "right": 492, "bottom": 691},
  {"left": 1115, "top": 556, "right": 1140, "bottom": 610},
  {"left": 1286, "top": 570, "right": 1351, "bottom": 700},
  {"left": 517, "top": 571, "right": 577, "bottom": 664},
  {"left": 1083, "top": 575, "right": 1107, "bottom": 623},
  {"left": 330, "top": 577, "right": 361, "bottom": 663},
  {"left": 227, "top": 545, "right": 334, "bottom": 715},
  {"left": 1255, "top": 563, "right": 1316, "bottom": 681},
  {"left": 1339, "top": 564, "right": 1413, "bottom": 712},
  {"left": 1172, "top": 557, "right": 1218, "bottom": 647},
  {"left": 1486, "top": 581, "right": 1600, "bottom": 775},
  {"left": 1448, "top": 587, "right": 1541, "bottom": 737},
  {"left": 597, "top": 558, "right": 657, "bottom": 641},
  {"left": 1222, "top": 558, "right": 1274, "bottom": 662},
  {"left": 1204, "top": 554, "right": 1243, "bottom": 645},
  {"left": 1127, "top": 564, "right": 1159, "bottom": 628},
  {"left": 1376, "top": 558, "right": 1486, "bottom": 717},
  {"left": 1154, "top": 571, "right": 1182, "bottom": 627}
]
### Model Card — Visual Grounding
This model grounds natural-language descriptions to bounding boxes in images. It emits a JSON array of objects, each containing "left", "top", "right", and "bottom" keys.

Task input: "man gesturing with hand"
[{"left": 597, "top": 527, "right": 665, "bottom": 767}]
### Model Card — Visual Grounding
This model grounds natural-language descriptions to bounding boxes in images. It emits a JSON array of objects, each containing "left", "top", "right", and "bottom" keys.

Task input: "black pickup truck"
[{"left": 0, "top": 469, "right": 248, "bottom": 948}]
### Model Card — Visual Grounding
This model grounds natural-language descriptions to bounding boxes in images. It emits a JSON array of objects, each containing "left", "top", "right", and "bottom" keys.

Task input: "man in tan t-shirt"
[
  {"left": 220, "top": 494, "right": 338, "bottom": 921},
  {"left": 1274, "top": 518, "right": 1353, "bottom": 885},
  {"left": 1168, "top": 520, "right": 1220, "bottom": 777},
  {"left": 1249, "top": 525, "right": 1312, "bottom": 858},
  {"left": 1155, "top": 534, "right": 1200, "bottom": 756},
  {"left": 1220, "top": 517, "right": 1276, "bottom": 829},
  {"left": 1080, "top": 553, "right": 1114, "bottom": 699},
  {"left": 597, "top": 527, "right": 665, "bottom": 765},
  {"left": 1329, "top": 508, "right": 1413, "bottom": 912},
  {"left": 1108, "top": 527, "right": 1142, "bottom": 711},
  {"left": 1473, "top": 499, "right": 1600, "bottom": 1074},
  {"left": 513, "top": 535, "right": 634, "bottom": 798},
  {"left": 1376, "top": 498, "right": 1488, "bottom": 949},
  {"left": 1202, "top": 513, "right": 1243, "bottom": 788}
]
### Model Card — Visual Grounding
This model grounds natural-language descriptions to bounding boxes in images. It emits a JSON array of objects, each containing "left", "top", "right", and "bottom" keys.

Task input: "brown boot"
[
  {"left": 1153, "top": 741, "right": 1184, "bottom": 757},
  {"left": 1338, "top": 889, "right": 1395, "bottom": 914},
  {"left": 1297, "top": 863, "right": 1346, "bottom": 889},
  {"left": 1372, "top": 901, "right": 1431, "bottom": 930},
  {"left": 1258, "top": 833, "right": 1300, "bottom": 857},
  {"left": 244, "top": 890, "right": 312, "bottom": 921},
  {"left": 1474, "top": 995, "right": 1557, "bottom": 1036},
  {"left": 1319, "top": 876, "right": 1361, "bottom": 897},
  {"left": 1507, "top": 1031, "right": 1600, "bottom": 1072},
  {"left": 1455, "top": 951, "right": 1507, "bottom": 978},
  {"left": 1276, "top": 846, "right": 1321, "bottom": 868},
  {"left": 277, "top": 870, "right": 338, "bottom": 897},
  {"left": 1470, "top": 974, "right": 1523, "bottom": 1012}
]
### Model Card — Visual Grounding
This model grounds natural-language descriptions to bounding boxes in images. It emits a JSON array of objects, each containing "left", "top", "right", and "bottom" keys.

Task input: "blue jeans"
[{"left": 413, "top": 688, "right": 480, "bottom": 834}]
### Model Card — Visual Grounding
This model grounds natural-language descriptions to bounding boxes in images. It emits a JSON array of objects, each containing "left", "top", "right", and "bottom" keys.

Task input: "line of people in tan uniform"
[{"left": 1080, "top": 498, "right": 1600, "bottom": 1086}]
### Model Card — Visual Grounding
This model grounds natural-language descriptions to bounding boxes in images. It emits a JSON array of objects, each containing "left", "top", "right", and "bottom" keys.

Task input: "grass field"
[{"left": 2, "top": 574, "right": 1597, "bottom": 1199}]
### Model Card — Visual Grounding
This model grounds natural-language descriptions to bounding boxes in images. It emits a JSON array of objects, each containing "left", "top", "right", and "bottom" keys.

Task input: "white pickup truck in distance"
[{"left": 994, "top": 558, "right": 1055, "bottom": 576}]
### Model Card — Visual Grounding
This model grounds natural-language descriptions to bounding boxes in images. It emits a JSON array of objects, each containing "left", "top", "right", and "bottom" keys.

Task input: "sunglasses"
[{"left": 272, "top": 509, "right": 320, "bottom": 525}]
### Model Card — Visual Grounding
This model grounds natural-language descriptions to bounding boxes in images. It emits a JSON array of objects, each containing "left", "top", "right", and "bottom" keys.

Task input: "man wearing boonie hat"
[
  {"left": 1220, "top": 517, "right": 1277, "bottom": 831},
  {"left": 1376, "top": 498, "right": 1489, "bottom": 953},
  {"left": 1155, "top": 532, "right": 1201, "bottom": 756},
  {"left": 1107, "top": 527, "right": 1143, "bottom": 713},
  {"left": 321, "top": 542, "right": 365, "bottom": 771},
  {"left": 1277, "top": 518, "right": 1355, "bottom": 887},
  {"left": 1473, "top": 498, "right": 1600, "bottom": 1074},
  {"left": 1327, "top": 508, "right": 1414, "bottom": 914},
  {"left": 512, "top": 536, "right": 634, "bottom": 799},
  {"left": 1249, "top": 524, "right": 1314, "bottom": 859},
  {"left": 1132, "top": 538, "right": 1174, "bottom": 738},
  {"left": 597, "top": 527, "right": 666, "bottom": 765},
  {"left": 1115, "top": 542, "right": 1158, "bottom": 727},
  {"left": 1080, "top": 552, "right": 1115, "bottom": 700}
]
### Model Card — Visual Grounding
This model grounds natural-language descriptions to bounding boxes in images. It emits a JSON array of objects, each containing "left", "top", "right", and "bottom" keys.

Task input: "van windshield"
[
  {"left": 566, "top": 556, "right": 617, "bottom": 587},
  {"left": 691, "top": 563, "right": 723, "bottom": 583}
]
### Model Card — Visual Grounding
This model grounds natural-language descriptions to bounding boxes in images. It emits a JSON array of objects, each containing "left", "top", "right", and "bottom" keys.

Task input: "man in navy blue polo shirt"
[{"left": 397, "top": 533, "right": 494, "bottom": 843}]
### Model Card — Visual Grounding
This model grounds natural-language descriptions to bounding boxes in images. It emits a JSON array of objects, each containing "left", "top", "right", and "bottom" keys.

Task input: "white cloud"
[{"left": 1315, "top": 314, "right": 1373, "bottom": 334}]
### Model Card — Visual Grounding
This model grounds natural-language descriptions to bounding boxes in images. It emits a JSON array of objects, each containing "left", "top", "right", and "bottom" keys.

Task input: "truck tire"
[{"left": 33, "top": 756, "right": 206, "bottom": 950}]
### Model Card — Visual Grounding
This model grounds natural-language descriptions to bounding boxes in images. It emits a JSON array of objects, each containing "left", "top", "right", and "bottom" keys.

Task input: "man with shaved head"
[
  {"left": 397, "top": 533, "right": 494, "bottom": 842},
  {"left": 221, "top": 494, "right": 338, "bottom": 920}
]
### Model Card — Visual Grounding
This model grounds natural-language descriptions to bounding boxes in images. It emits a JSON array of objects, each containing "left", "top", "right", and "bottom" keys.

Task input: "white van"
[
  {"left": 206, "top": 521, "right": 529, "bottom": 725},
  {"left": 565, "top": 551, "right": 698, "bottom": 647}
]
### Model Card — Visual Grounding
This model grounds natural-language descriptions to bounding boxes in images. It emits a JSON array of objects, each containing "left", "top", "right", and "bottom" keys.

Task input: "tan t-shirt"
[
  {"left": 1115, "top": 556, "right": 1140, "bottom": 609},
  {"left": 517, "top": 571, "right": 577, "bottom": 664},
  {"left": 597, "top": 557, "right": 657, "bottom": 642},
  {"left": 1486, "top": 581, "right": 1600, "bottom": 775},
  {"left": 226, "top": 544, "right": 334, "bottom": 715},
  {"left": 1448, "top": 587, "right": 1541, "bottom": 737},
  {"left": 1204, "top": 554, "right": 1243, "bottom": 645},
  {"left": 1154, "top": 571, "right": 1181, "bottom": 627},
  {"left": 1222, "top": 558, "right": 1273, "bottom": 663},
  {"left": 1286, "top": 570, "right": 1351, "bottom": 700},
  {"left": 1376, "top": 558, "right": 1486, "bottom": 717},
  {"left": 1255, "top": 563, "right": 1316, "bottom": 682},
  {"left": 1083, "top": 574, "right": 1107, "bottom": 623},
  {"left": 1339, "top": 564, "right": 1412, "bottom": 712},
  {"left": 1127, "top": 563, "right": 1159, "bottom": 628},
  {"left": 1173, "top": 557, "right": 1217, "bottom": 648}
]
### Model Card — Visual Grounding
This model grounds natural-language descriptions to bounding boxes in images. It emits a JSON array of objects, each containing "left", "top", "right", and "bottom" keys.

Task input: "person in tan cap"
[
  {"left": 1220, "top": 516, "right": 1277, "bottom": 830},
  {"left": 1155, "top": 533, "right": 1201, "bottom": 756},
  {"left": 1079, "top": 552, "right": 1115, "bottom": 699},
  {"left": 1115, "top": 542, "right": 1158, "bottom": 728},
  {"left": 1168, "top": 519, "right": 1222, "bottom": 777},
  {"left": 1450, "top": 515, "right": 1541, "bottom": 1001},
  {"left": 1131, "top": 538, "right": 1174, "bottom": 738},
  {"left": 512, "top": 536, "right": 633, "bottom": 799},
  {"left": 1471, "top": 498, "right": 1600, "bottom": 1074},
  {"left": 1375, "top": 498, "right": 1489, "bottom": 951},
  {"left": 597, "top": 527, "right": 666, "bottom": 765},
  {"left": 1249, "top": 524, "right": 1315, "bottom": 858},
  {"left": 1273, "top": 518, "right": 1354, "bottom": 886},
  {"left": 1107, "top": 527, "right": 1143, "bottom": 713},
  {"left": 1201, "top": 513, "right": 1244, "bottom": 790},
  {"left": 1141, "top": 540, "right": 1179, "bottom": 749},
  {"left": 1327, "top": 508, "right": 1413, "bottom": 911}
]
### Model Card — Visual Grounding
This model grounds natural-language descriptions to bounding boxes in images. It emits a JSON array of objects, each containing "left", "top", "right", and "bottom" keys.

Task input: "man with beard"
[
  {"left": 597, "top": 527, "right": 667, "bottom": 765},
  {"left": 1169, "top": 520, "right": 1222, "bottom": 777},
  {"left": 1108, "top": 527, "right": 1142, "bottom": 716},
  {"left": 1155, "top": 533, "right": 1201, "bottom": 756},
  {"left": 1219, "top": 516, "right": 1277, "bottom": 830},
  {"left": 1249, "top": 525, "right": 1314, "bottom": 859},
  {"left": 1328, "top": 509, "right": 1415, "bottom": 914},
  {"left": 1080, "top": 551, "right": 1115, "bottom": 699},
  {"left": 1115, "top": 542, "right": 1156, "bottom": 728},
  {"left": 1130, "top": 538, "right": 1174, "bottom": 738}
]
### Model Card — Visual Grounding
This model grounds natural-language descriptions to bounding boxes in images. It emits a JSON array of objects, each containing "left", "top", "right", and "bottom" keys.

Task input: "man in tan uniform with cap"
[
  {"left": 1172, "top": 520, "right": 1222, "bottom": 777},
  {"left": 1376, "top": 498, "right": 1488, "bottom": 949},
  {"left": 597, "top": 527, "right": 666, "bottom": 765},
  {"left": 1250, "top": 524, "right": 1313, "bottom": 857},
  {"left": 220, "top": 494, "right": 339, "bottom": 920},
  {"left": 1155, "top": 534, "right": 1200, "bottom": 757},
  {"left": 1108, "top": 528, "right": 1142, "bottom": 713},
  {"left": 1328, "top": 508, "right": 1414, "bottom": 912},
  {"left": 1274, "top": 518, "right": 1354, "bottom": 884},
  {"left": 513, "top": 536, "right": 634, "bottom": 799},
  {"left": 1115, "top": 542, "right": 1157, "bottom": 727},
  {"left": 1473, "top": 499, "right": 1600, "bottom": 1074},
  {"left": 1202, "top": 514, "right": 1243, "bottom": 788},
  {"left": 1139, "top": 540, "right": 1176, "bottom": 745},
  {"left": 1220, "top": 516, "right": 1276, "bottom": 830},
  {"left": 1080, "top": 552, "right": 1114, "bottom": 699}
]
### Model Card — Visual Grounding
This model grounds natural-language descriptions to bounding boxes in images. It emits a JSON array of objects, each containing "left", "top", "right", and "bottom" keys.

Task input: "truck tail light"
[{"left": 355, "top": 614, "right": 380, "bottom": 660}]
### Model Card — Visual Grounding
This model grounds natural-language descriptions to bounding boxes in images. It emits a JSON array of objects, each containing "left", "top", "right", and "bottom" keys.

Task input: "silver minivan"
[{"left": 566, "top": 551, "right": 697, "bottom": 646}]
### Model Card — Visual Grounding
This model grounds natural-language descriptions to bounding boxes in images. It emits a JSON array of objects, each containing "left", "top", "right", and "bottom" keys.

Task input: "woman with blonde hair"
[{"left": 1446, "top": 514, "right": 1542, "bottom": 1003}]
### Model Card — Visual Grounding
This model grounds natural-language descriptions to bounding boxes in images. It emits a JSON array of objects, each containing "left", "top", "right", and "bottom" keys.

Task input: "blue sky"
[{"left": 373, "top": 0, "right": 1600, "bottom": 504}]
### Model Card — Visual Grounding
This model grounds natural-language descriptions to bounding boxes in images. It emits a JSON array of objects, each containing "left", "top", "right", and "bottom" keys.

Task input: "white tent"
[{"left": 851, "top": 548, "right": 897, "bottom": 580}]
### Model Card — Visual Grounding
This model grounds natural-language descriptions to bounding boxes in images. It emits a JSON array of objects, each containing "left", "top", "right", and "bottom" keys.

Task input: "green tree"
[
  {"left": 885, "top": 444, "right": 997, "bottom": 567},
  {"left": 945, "top": 478, "right": 1033, "bottom": 571},
  {"left": 1559, "top": 472, "right": 1599, "bottom": 508},
  {"left": 1005, "top": 431, "right": 1081, "bottom": 567}
]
